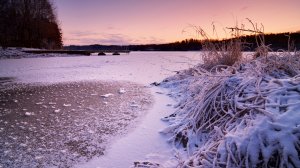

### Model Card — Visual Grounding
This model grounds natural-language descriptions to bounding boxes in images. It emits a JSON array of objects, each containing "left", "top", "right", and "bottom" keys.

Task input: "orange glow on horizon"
[{"left": 54, "top": 0, "right": 300, "bottom": 45}]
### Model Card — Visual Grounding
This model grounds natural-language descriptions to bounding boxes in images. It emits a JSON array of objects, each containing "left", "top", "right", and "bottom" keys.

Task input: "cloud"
[
  {"left": 64, "top": 32, "right": 166, "bottom": 45},
  {"left": 64, "top": 33, "right": 133, "bottom": 45},
  {"left": 133, "top": 36, "right": 166, "bottom": 44},
  {"left": 69, "top": 31, "right": 100, "bottom": 37},
  {"left": 106, "top": 26, "right": 117, "bottom": 30}
]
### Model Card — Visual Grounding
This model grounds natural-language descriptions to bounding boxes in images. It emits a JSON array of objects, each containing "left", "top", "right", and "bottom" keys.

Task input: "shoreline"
[{"left": 77, "top": 86, "right": 178, "bottom": 168}]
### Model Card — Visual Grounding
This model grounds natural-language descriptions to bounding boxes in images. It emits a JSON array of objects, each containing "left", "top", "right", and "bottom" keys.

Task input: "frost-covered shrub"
[{"left": 160, "top": 53, "right": 300, "bottom": 168}]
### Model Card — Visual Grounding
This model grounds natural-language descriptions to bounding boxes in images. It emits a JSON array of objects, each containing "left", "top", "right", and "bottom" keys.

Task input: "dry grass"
[
  {"left": 197, "top": 19, "right": 273, "bottom": 70},
  {"left": 194, "top": 21, "right": 248, "bottom": 70},
  {"left": 160, "top": 20, "right": 300, "bottom": 168},
  {"left": 197, "top": 26, "right": 243, "bottom": 70},
  {"left": 161, "top": 52, "right": 300, "bottom": 167}
]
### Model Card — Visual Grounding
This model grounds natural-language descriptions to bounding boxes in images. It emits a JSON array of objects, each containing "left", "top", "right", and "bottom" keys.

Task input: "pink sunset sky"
[{"left": 53, "top": 0, "right": 300, "bottom": 46}]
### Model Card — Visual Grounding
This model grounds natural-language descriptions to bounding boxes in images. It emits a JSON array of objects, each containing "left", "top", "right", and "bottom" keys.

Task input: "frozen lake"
[
  {"left": 0, "top": 51, "right": 202, "bottom": 167},
  {"left": 0, "top": 51, "right": 202, "bottom": 84}
]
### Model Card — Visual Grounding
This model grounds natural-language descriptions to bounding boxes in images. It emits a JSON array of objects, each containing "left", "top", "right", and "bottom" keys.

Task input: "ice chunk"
[
  {"left": 63, "top": 104, "right": 71, "bottom": 107},
  {"left": 119, "top": 88, "right": 126, "bottom": 94},
  {"left": 25, "top": 112, "right": 33, "bottom": 116},
  {"left": 88, "top": 130, "right": 95, "bottom": 134},
  {"left": 49, "top": 102, "right": 56, "bottom": 105},
  {"left": 20, "top": 143, "right": 27, "bottom": 147},
  {"left": 100, "top": 93, "right": 114, "bottom": 98},
  {"left": 54, "top": 109, "right": 61, "bottom": 113},
  {"left": 61, "top": 150, "right": 67, "bottom": 153},
  {"left": 35, "top": 156, "right": 43, "bottom": 160},
  {"left": 130, "top": 103, "right": 139, "bottom": 108}
]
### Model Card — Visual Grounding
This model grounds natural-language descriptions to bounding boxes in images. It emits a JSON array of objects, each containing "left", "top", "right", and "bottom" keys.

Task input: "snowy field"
[{"left": 0, "top": 51, "right": 202, "bottom": 167}]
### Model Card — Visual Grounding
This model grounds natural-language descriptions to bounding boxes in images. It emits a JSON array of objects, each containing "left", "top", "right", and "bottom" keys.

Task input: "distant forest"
[
  {"left": 0, "top": 0, "right": 62, "bottom": 49},
  {"left": 66, "top": 32, "right": 300, "bottom": 51}
]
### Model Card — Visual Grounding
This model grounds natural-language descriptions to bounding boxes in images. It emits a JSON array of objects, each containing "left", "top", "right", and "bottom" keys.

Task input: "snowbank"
[{"left": 160, "top": 53, "right": 300, "bottom": 167}]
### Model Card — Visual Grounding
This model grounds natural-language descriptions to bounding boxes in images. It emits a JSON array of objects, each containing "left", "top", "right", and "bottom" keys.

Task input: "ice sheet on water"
[{"left": 0, "top": 51, "right": 201, "bottom": 167}]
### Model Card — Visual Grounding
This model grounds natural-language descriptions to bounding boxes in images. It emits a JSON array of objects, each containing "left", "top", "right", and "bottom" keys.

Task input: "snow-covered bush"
[
  {"left": 194, "top": 26, "right": 243, "bottom": 70},
  {"left": 160, "top": 53, "right": 300, "bottom": 167}
]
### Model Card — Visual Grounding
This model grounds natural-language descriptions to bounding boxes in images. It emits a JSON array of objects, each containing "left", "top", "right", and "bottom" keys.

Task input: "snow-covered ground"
[{"left": 0, "top": 51, "right": 202, "bottom": 167}]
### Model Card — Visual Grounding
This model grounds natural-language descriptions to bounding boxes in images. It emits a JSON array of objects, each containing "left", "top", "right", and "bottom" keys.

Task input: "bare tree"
[{"left": 0, "top": 0, "right": 62, "bottom": 49}]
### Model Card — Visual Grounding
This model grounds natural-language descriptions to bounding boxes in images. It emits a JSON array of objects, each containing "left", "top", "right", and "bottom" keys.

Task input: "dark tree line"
[
  {"left": 65, "top": 32, "right": 300, "bottom": 52},
  {"left": 129, "top": 39, "right": 202, "bottom": 51},
  {"left": 65, "top": 39, "right": 203, "bottom": 51},
  {"left": 0, "top": 0, "right": 62, "bottom": 49},
  {"left": 206, "top": 32, "right": 300, "bottom": 51},
  {"left": 241, "top": 32, "right": 300, "bottom": 51}
]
